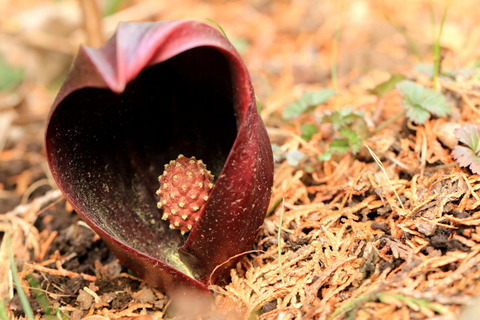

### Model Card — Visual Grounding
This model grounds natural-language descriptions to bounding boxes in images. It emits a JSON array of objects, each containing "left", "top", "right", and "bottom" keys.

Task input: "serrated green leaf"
[
  {"left": 301, "top": 88, "right": 336, "bottom": 106},
  {"left": 339, "top": 128, "right": 363, "bottom": 153},
  {"left": 397, "top": 80, "right": 423, "bottom": 105},
  {"left": 369, "top": 73, "right": 407, "bottom": 97},
  {"left": 455, "top": 125, "right": 480, "bottom": 154},
  {"left": 452, "top": 146, "right": 480, "bottom": 174},
  {"left": 322, "top": 106, "right": 364, "bottom": 130},
  {"left": 339, "top": 127, "right": 357, "bottom": 141},
  {"left": 300, "top": 123, "right": 318, "bottom": 141},
  {"left": 397, "top": 80, "right": 451, "bottom": 124},
  {"left": 282, "top": 88, "right": 336, "bottom": 119},
  {"left": 282, "top": 101, "right": 308, "bottom": 120},
  {"left": 452, "top": 125, "right": 480, "bottom": 174},
  {"left": 420, "top": 88, "right": 451, "bottom": 117},
  {"left": 329, "top": 139, "right": 350, "bottom": 154},
  {"left": 406, "top": 103, "right": 431, "bottom": 124}
]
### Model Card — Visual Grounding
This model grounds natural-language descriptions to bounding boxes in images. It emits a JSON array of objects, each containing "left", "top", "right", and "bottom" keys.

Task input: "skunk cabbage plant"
[{"left": 45, "top": 20, "right": 273, "bottom": 294}]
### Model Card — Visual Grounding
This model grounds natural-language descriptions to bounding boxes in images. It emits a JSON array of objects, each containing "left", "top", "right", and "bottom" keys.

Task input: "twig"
[{"left": 24, "top": 263, "right": 97, "bottom": 282}]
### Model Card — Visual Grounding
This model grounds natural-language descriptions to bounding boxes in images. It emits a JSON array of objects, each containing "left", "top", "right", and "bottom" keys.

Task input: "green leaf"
[
  {"left": 369, "top": 74, "right": 407, "bottom": 97},
  {"left": 322, "top": 106, "right": 364, "bottom": 130},
  {"left": 300, "top": 123, "right": 318, "bottom": 141},
  {"left": 413, "top": 63, "right": 435, "bottom": 78},
  {"left": 405, "top": 103, "right": 431, "bottom": 124},
  {"left": 329, "top": 139, "right": 350, "bottom": 154},
  {"left": 339, "top": 128, "right": 363, "bottom": 153},
  {"left": 456, "top": 125, "right": 480, "bottom": 153},
  {"left": 282, "top": 88, "right": 336, "bottom": 119},
  {"left": 452, "top": 124, "right": 480, "bottom": 174},
  {"left": 283, "top": 100, "right": 307, "bottom": 120},
  {"left": 397, "top": 80, "right": 451, "bottom": 124},
  {"left": 420, "top": 88, "right": 451, "bottom": 117},
  {"left": 302, "top": 89, "right": 337, "bottom": 106},
  {"left": 318, "top": 151, "right": 332, "bottom": 161}
]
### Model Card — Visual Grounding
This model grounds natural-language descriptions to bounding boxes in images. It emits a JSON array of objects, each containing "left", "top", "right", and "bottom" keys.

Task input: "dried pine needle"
[
  {"left": 277, "top": 198, "right": 285, "bottom": 285},
  {"left": 365, "top": 144, "right": 406, "bottom": 211}
]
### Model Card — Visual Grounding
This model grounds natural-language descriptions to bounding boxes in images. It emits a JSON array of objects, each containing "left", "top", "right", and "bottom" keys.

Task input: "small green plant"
[
  {"left": 396, "top": 80, "right": 451, "bottom": 124},
  {"left": 318, "top": 106, "right": 367, "bottom": 160},
  {"left": 282, "top": 88, "right": 336, "bottom": 120},
  {"left": 300, "top": 123, "right": 318, "bottom": 141},
  {"left": 322, "top": 106, "right": 364, "bottom": 130},
  {"left": 452, "top": 124, "right": 480, "bottom": 174}
]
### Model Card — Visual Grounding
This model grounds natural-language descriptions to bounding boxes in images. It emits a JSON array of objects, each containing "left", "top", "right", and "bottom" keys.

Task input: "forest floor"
[{"left": 1, "top": 0, "right": 480, "bottom": 319}]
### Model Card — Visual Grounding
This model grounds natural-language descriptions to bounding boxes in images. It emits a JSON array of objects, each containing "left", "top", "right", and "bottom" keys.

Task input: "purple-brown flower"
[{"left": 45, "top": 20, "right": 273, "bottom": 294}]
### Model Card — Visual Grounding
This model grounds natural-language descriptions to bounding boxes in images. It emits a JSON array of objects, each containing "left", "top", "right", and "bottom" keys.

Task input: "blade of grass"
[
  {"left": 331, "top": 27, "right": 340, "bottom": 91},
  {"left": 277, "top": 199, "right": 285, "bottom": 285},
  {"left": 266, "top": 198, "right": 283, "bottom": 217},
  {"left": 206, "top": 18, "right": 229, "bottom": 40},
  {"left": 365, "top": 145, "right": 405, "bottom": 211},
  {"left": 0, "top": 299, "right": 8, "bottom": 320},
  {"left": 256, "top": 95, "right": 262, "bottom": 114},
  {"left": 384, "top": 15, "right": 422, "bottom": 61},
  {"left": 330, "top": 0, "right": 345, "bottom": 92},
  {"left": 328, "top": 293, "right": 376, "bottom": 320},
  {"left": 6, "top": 231, "right": 34, "bottom": 320},
  {"left": 431, "top": 4, "right": 449, "bottom": 90},
  {"left": 25, "top": 273, "right": 66, "bottom": 320}
]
